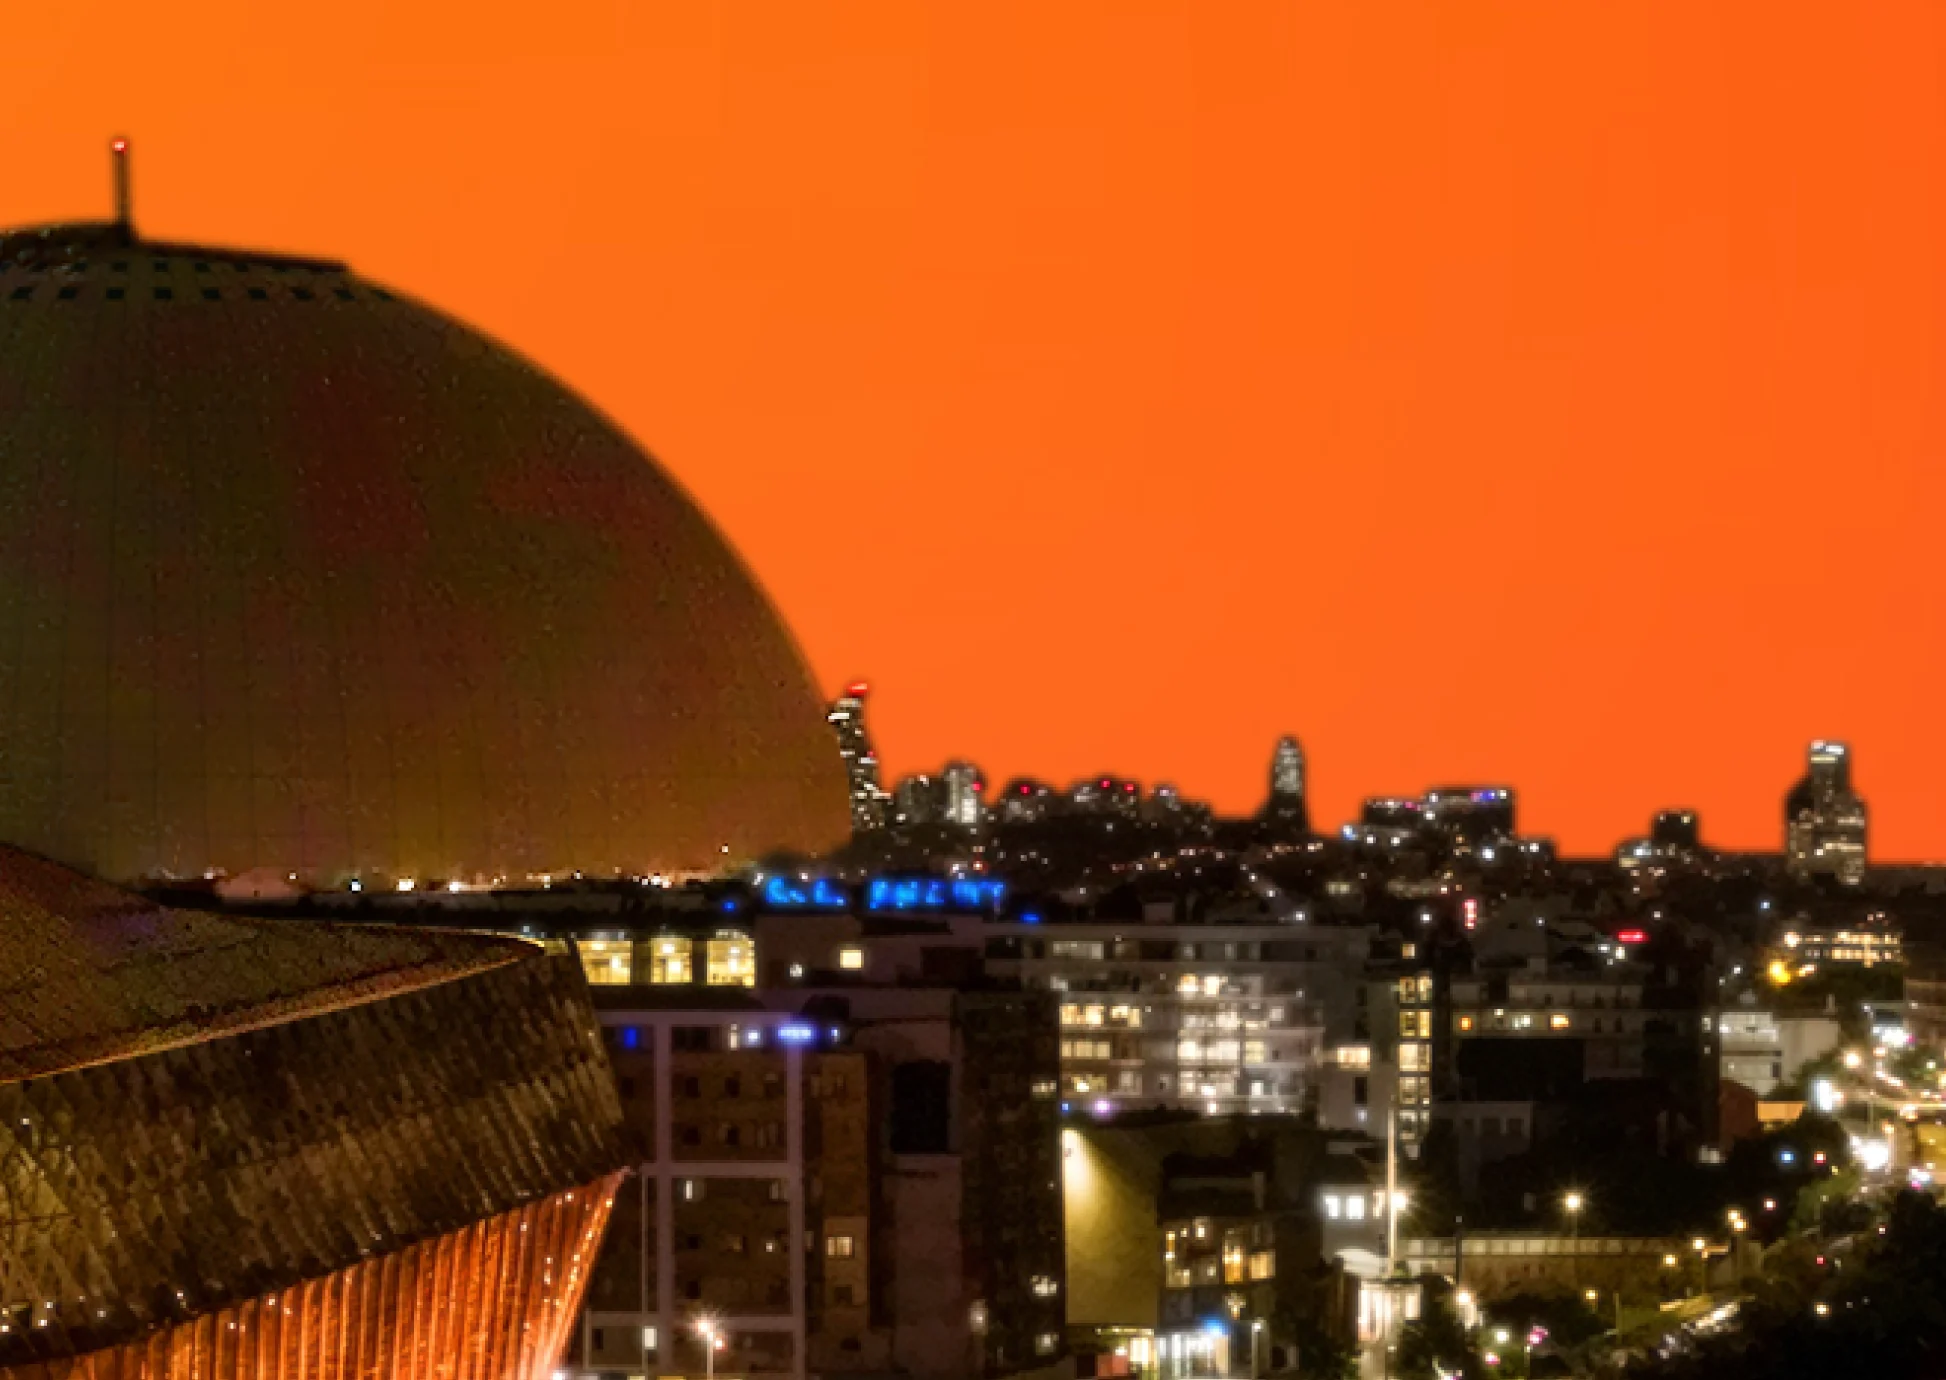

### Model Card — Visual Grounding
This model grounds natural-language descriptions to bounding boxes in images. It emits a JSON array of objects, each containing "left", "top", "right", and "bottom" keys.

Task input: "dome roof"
[{"left": 0, "top": 222, "right": 847, "bottom": 883}]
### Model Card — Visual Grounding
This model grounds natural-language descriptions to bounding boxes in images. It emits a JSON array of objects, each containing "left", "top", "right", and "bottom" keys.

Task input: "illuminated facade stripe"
[{"left": 2, "top": 1177, "right": 622, "bottom": 1380}]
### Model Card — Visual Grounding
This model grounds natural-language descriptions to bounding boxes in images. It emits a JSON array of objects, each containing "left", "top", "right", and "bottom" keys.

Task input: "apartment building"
[
  {"left": 571, "top": 982, "right": 1067, "bottom": 1380},
  {"left": 984, "top": 919, "right": 1368, "bottom": 1115}
]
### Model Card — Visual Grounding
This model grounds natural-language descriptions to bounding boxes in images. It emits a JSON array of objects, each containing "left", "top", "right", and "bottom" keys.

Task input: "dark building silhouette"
[{"left": 0, "top": 208, "right": 847, "bottom": 885}]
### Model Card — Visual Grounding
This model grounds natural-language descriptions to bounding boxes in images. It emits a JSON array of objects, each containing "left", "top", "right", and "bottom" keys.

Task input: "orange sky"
[{"left": 6, "top": 3, "right": 1944, "bottom": 857}]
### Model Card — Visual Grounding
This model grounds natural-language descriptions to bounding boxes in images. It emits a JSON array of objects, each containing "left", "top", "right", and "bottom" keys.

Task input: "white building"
[{"left": 1717, "top": 1005, "right": 1843, "bottom": 1096}]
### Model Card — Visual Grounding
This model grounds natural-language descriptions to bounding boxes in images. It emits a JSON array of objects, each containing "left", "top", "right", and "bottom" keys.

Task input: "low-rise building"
[
  {"left": 1716, "top": 1005, "right": 1843, "bottom": 1096},
  {"left": 1399, "top": 1232, "right": 1701, "bottom": 1301},
  {"left": 1908, "top": 942, "right": 1946, "bottom": 1051},
  {"left": 1063, "top": 1119, "right": 1364, "bottom": 1380},
  {"left": 1770, "top": 920, "right": 1902, "bottom": 973}
]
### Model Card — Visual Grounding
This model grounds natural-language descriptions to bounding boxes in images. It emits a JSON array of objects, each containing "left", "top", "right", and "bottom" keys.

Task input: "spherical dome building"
[{"left": 0, "top": 216, "right": 848, "bottom": 885}]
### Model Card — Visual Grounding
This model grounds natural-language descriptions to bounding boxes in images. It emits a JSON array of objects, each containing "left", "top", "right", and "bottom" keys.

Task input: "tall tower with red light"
[{"left": 827, "top": 683, "right": 888, "bottom": 833}]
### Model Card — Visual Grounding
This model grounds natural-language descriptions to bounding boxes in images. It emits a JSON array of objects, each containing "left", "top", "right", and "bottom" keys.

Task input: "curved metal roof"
[
  {"left": 0, "top": 227, "right": 847, "bottom": 883},
  {"left": 0, "top": 842, "right": 521, "bottom": 1082},
  {"left": 0, "top": 847, "right": 628, "bottom": 1369}
]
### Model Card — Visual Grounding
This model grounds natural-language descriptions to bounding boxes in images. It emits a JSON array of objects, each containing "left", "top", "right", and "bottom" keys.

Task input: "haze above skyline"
[{"left": 5, "top": 1, "right": 1942, "bottom": 855}]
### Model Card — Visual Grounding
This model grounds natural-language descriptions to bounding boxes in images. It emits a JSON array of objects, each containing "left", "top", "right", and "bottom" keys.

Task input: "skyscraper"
[
  {"left": 1263, "top": 736, "right": 1309, "bottom": 830},
  {"left": 943, "top": 760, "right": 988, "bottom": 829},
  {"left": 828, "top": 683, "right": 889, "bottom": 833},
  {"left": 1785, "top": 739, "right": 1868, "bottom": 884},
  {"left": 892, "top": 773, "right": 941, "bottom": 828}
]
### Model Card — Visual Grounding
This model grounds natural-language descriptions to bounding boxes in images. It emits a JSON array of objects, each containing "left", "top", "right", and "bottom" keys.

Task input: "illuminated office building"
[
  {"left": 1069, "top": 777, "right": 1143, "bottom": 819},
  {"left": 1263, "top": 737, "right": 1309, "bottom": 829},
  {"left": 1785, "top": 740, "right": 1868, "bottom": 884},
  {"left": 1615, "top": 809, "right": 1705, "bottom": 872},
  {"left": 1422, "top": 787, "right": 1516, "bottom": 846},
  {"left": 943, "top": 760, "right": 988, "bottom": 829},
  {"left": 996, "top": 779, "right": 1057, "bottom": 824},
  {"left": 0, "top": 846, "right": 626, "bottom": 1380},
  {"left": 828, "top": 684, "right": 890, "bottom": 833},
  {"left": 893, "top": 774, "right": 942, "bottom": 827}
]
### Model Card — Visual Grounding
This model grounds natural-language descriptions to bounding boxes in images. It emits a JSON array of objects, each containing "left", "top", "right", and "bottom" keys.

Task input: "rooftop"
[{"left": 0, "top": 845, "right": 529, "bottom": 1084}]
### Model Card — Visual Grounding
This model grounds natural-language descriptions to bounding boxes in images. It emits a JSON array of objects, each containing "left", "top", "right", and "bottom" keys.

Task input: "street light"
[
  {"left": 1563, "top": 1192, "right": 1585, "bottom": 1292},
  {"left": 695, "top": 1318, "right": 724, "bottom": 1380}
]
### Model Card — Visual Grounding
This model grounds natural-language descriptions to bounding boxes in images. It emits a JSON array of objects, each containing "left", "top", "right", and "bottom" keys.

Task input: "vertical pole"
[
  {"left": 111, "top": 138, "right": 131, "bottom": 229},
  {"left": 640, "top": 1169, "right": 651, "bottom": 1369},
  {"left": 786, "top": 1042, "right": 807, "bottom": 1380},
  {"left": 655, "top": 1022, "right": 676, "bottom": 1368},
  {"left": 1385, "top": 1104, "right": 1398, "bottom": 1269}
]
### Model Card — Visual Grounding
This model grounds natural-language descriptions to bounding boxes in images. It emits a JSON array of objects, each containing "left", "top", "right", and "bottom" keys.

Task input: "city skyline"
[
  {"left": 7, "top": 9, "right": 1944, "bottom": 1380},
  {"left": 7, "top": 2, "right": 1946, "bottom": 857},
  {"left": 847, "top": 683, "right": 1884, "bottom": 863}
]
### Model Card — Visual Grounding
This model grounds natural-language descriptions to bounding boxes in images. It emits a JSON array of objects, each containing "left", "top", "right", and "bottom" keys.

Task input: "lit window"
[
  {"left": 1323, "top": 1194, "right": 1342, "bottom": 1219},
  {"left": 651, "top": 938, "right": 693, "bottom": 984},
  {"left": 1458, "top": 1016, "right": 1474, "bottom": 1032},
  {"left": 838, "top": 945, "right": 865, "bottom": 971},
  {"left": 826, "top": 1235, "right": 856, "bottom": 1259},
  {"left": 1031, "top": 1275, "right": 1060, "bottom": 1298},
  {"left": 1037, "top": 1333, "right": 1059, "bottom": 1356},
  {"left": 707, "top": 934, "right": 755, "bottom": 986},
  {"left": 1550, "top": 1014, "right": 1571, "bottom": 1030},
  {"left": 643, "top": 1326, "right": 659, "bottom": 1353},
  {"left": 1347, "top": 1195, "right": 1367, "bottom": 1221},
  {"left": 1249, "top": 1250, "right": 1275, "bottom": 1281},
  {"left": 581, "top": 939, "right": 633, "bottom": 986},
  {"left": 680, "top": 1179, "right": 701, "bottom": 1202}
]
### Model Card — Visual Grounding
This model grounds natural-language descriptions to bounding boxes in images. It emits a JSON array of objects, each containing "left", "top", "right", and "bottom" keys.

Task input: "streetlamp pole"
[
  {"left": 697, "top": 1320, "right": 719, "bottom": 1380},
  {"left": 1563, "top": 1193, "right": 1584, "bottom": 1295}
]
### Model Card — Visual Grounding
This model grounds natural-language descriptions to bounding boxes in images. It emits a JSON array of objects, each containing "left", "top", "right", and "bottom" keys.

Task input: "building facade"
[
  {"left": 574, "top": 984, "right": 1067, "bottom": 1380},
  {"left": 1785, "top": 740, "right": 1868, "bottom": 884},
  {"left": 828, "top": 685, "right": 889, "bottom": 833},
  {"left": 1263, "top": 737, "right": 1309, "bottom": 830},
  {"left": 985, "top": 920, "right": 1360, "bottom": 1116},
  {"left": 573, "top": 1004, "right": 868, "bottom": 1380}
]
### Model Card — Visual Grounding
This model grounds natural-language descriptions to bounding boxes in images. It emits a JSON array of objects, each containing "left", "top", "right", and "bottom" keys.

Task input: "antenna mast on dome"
[{"left": 110, "top": 137, "right": 133, "bottom": 235}]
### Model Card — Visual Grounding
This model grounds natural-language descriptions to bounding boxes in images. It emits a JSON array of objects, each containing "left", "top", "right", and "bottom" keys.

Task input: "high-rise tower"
[
  {"left": 942, "top": 760, "right": 988, "bottom": 829},
  {"left": 827, "top": 683, "right": 888, "bottom": 833},
  {"left": 1785, "top": 739, "right": 1868, "bottom": 884},
  {"left": 1263, "top": 735, "right": 1310, "bottom": 830}
]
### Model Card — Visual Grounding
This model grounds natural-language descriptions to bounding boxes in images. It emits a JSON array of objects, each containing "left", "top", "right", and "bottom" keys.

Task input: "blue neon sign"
[
  {"left": 761, "top": 875, "right": 850, "bottom": 909},
  {"left": 754, "top": 874, "right": 1007, "bottom": 913},
  {"left": 866, "top": 876, "right": 1007, "bottom": 912}
]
